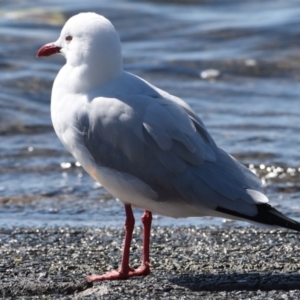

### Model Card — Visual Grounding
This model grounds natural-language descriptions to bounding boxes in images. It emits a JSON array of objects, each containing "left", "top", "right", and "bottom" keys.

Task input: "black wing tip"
[{"left": 216, "top": 204, "right": 300, "bottom": 232}]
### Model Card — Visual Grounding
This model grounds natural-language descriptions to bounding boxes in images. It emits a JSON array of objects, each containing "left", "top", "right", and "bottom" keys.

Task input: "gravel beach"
[{"left": 1, "top": 226, "right": 300, "bottom": 299}]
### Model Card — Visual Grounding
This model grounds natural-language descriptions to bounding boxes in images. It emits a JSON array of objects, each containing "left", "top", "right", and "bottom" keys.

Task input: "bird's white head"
[{"left": 37, "top": 13, "right": 123, "bottom": 89}]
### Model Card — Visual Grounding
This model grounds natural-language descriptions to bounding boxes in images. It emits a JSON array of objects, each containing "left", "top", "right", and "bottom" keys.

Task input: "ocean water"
[{"left": 1, "top": 0, "right": 300, "bottom": 228}]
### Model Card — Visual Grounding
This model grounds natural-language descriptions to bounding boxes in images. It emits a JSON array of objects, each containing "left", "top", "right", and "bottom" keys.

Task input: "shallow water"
[{"left": 1, "top": 0, "right": 300, "bottom": 228}]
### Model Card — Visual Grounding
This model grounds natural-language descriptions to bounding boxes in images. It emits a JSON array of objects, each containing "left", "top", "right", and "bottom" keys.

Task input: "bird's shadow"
[{"left": 169, "top": 272, "right": 300, "bottom": 291}]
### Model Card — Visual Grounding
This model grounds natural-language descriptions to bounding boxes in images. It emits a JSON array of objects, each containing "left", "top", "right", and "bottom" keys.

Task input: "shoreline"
[{"left": 1, "top": 226, "right": 300, "bottom": 299}]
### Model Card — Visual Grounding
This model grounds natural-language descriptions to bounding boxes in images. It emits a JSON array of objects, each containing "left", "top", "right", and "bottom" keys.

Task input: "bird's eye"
[{"left": 65, "top": 36, "right": 73, "bottom": 41}]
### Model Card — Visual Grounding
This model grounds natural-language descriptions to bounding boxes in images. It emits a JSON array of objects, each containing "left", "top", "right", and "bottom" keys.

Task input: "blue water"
[{"left": 1, "top": 0, "right": 300, "bottom": 228}]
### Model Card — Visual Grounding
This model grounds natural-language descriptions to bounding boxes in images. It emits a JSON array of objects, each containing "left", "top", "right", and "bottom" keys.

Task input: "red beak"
[{"left": 37, "top": 43, "right": 61, "bottom": 57}]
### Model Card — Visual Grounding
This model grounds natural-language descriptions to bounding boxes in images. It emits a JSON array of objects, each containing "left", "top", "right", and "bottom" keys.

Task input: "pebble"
[{"left": 0, "top": 226, "right": 300, "bottom": 299}]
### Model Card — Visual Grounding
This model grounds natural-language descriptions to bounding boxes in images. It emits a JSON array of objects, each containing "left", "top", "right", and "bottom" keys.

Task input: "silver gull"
[{"left": 37, "top": 12, "right": 300, "bottom": 281}]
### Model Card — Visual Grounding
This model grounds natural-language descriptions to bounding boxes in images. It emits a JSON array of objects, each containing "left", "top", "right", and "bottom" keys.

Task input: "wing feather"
[{"left": 76, "top": 90, "right": 266, "bottom": 217}]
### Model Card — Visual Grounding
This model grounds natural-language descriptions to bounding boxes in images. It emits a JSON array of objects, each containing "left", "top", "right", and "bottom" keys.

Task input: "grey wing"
[{"left": 77, "top": 94, "right": 267, "bottom": 217}]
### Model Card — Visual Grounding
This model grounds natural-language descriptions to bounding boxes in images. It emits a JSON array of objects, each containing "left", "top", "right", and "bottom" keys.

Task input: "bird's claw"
[
  {"left": 128, "top": 263, "right": 150, "bottom": 277},
  {"left": 86, "top": 263, "right": 150, "bottom": 282}
]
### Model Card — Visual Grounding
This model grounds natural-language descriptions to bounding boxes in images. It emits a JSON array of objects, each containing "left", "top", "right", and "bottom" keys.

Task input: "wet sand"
[{"left": 1, "top": 226, "right": 300, "bottom": 299}]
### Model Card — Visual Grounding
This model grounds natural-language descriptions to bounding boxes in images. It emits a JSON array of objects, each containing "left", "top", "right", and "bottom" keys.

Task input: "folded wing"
[{"left": 77, "top": 92, "right": 268, "bottom": 217}]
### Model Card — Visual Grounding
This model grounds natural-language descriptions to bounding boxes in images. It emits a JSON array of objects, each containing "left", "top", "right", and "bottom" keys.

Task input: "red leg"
[
  {"left": 86, "top": 204, "right": 135, "bottom": 281},
  {"left": 86, "top": 207, "right": 152, "bottom": 282},
  {"left": 129, "top": 210, "right": 152, "bottom": 276}
]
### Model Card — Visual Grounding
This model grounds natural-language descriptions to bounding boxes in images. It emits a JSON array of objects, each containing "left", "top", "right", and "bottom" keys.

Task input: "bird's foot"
[
  {"left": 128, "top": 263, "right": 150, "bottom": 277},
  {"left": 86, "top": 263, "right": 150, "bottom": 282},
  {"left": 86, "top": 270, "right": 129, "bottom": 281}
]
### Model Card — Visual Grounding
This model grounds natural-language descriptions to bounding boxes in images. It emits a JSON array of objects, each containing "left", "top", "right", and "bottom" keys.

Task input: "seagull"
[{"left": 37, "top": 12, "right": 300, "bottom": 281}]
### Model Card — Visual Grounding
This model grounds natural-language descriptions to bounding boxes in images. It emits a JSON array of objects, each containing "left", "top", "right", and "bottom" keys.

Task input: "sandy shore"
[{"left": 1, "top": 226, "right": 300, "bottom": 299}]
